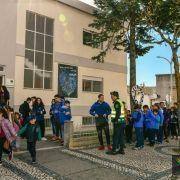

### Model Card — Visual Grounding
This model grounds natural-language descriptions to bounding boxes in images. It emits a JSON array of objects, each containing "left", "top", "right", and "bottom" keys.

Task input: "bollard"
[{"left": 64, "top": 121, "right": 73, "bottom": 148}]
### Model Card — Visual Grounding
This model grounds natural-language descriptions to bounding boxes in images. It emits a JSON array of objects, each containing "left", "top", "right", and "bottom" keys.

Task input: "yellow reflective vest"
[{"left": 111, "top": 99, "right": 125, "bottom": 123}]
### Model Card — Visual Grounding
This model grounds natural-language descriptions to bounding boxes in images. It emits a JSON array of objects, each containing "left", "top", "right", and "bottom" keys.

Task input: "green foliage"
[
  {"left": 141, "top": 0, "right": 180, "bottom": 47},
  {"left": 89, "top": 0, "right": 155, "bottom": 62}
]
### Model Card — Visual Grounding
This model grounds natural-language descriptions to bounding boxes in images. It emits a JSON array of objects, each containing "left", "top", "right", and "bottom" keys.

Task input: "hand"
[
  {"left": 95, "top": 114, "right": 98, "bottom": 118},
  {"left": 103, "top": 114, "right": 107, "bottom": 118}
]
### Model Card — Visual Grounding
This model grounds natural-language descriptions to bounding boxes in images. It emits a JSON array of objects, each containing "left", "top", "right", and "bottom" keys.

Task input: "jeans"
[
  {"left": 171, "top": 123, "right": 178, "bottom": 137},
  {"left": 96, "top": 122, "right": 110, "bottom": 146},
  {"left": 125, "top": 125, "right": 133, "bottom": 143},
  {"left": 38, "top": 121, "right": 45, "bottom": 138},
  {"left": 55, "top": 119, "right": 62, "bottom": 138},
  {"left": 27, "top": 141, "right": 36, "bottom": 161},
  {"left": 112, "top": 123, "right": 124, "bottom": 151},
  {"left": 157, "top": 126, "right": 163, "bottom": 143},
  {"left": 50, "top": 116, "right": 56, "bottom": 135},
  {"left": 0, "top": 137, "right": 11, "bottom": 161},
  {"left": 135, "top": 127, "right": 144, "bottom": 147}
]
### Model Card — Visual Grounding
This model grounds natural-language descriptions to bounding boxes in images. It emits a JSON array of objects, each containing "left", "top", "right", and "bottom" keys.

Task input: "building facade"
[
  {"left": 0, "top": 0, "right": 127, "bottom": 125},
  {"left": 156, "top": 74, "right": 177, "bottom": 104}
]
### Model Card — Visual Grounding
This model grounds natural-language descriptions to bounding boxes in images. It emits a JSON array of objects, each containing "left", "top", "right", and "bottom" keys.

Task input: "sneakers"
[
  {"left": 98, "top": 146, "right": 105, "bottom": 150},
  {"left": 0, "top": 161, "right": 2, "bottom": 166},
  {"left": 41, "top": 137, "right": 47, "bottom": 141},
  {"left": 8, "top": 151, "right": 13, "bottom": 161},
  {"left": 32, "top": 160, "right": 37, "bottom": 164},
  {"left": 106, "top": 150, "right": 118, "bottom": 155},
  {"left": 133, "top": 146, "right": 143, "bottom": 150},
  {"left": 118, "top": 150, "right": 125, "bottom": 155}
]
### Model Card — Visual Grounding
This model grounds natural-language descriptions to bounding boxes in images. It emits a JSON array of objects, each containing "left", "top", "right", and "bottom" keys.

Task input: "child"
[
  {"left": 60, "top": 100, "right": 72, "bottom": 145},
  {"left": 18, "top": 115, "right": 41, "bottom": 163},
  {"left": 132, "top": 104, "right": 144, "bottom": 150},
  {"left": 148, "top": 109, "right": 161, "bottom": 146},
  {"left": 0, "top": 108, "right": 16, "bottom": 164},
  {"left": 125, "top": 110, "right": 133, "bottom": 143}
]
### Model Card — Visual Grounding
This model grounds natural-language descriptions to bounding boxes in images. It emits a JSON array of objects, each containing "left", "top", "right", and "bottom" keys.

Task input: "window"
[
  {"left": 24, "top": 11, "right": 54, "bottom": 89},
  {"left": 82, "top": 117, "right": 95, "bottom": 126},
  {"left": 83, "top": 29, "right": 101, "bottom": 48},
  {"left": 82, "top": 77, "right": 103, "bottom": 93}
]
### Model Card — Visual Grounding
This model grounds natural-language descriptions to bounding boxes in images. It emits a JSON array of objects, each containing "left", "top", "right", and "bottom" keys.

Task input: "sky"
[{"left": 79, "top": 0, "right": 172, "bottom": 87}]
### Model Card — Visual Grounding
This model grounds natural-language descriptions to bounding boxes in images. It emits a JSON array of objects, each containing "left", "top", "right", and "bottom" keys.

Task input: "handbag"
[{"left": 3, "top": 139, "right": 10, "bottom": 150}]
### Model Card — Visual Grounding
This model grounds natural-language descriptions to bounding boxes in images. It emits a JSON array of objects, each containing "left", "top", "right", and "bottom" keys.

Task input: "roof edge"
[{"left": 56, "top": 0, "right": 97, "bottom": 15}]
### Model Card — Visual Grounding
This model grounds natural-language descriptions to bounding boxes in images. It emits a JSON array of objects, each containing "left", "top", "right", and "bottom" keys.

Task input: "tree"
[
  {"left": 141, "top": 0, "right": 180, "bottom": 109},
  {"left": 89, "top": 0, "right": 154, "bottom": 110}
]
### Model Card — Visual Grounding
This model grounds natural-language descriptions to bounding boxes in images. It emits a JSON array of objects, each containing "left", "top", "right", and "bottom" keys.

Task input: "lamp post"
[{"left": 157, "top": 56, "right": 173, "bottom": 106}]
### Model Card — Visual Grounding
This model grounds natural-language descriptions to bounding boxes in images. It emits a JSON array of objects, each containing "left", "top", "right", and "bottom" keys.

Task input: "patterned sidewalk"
[
  {"left": 62, "top": 139, "right": 179, "bottom": 179},
  {"left": 0, "top": 139, "right": 179, "bottom": 180}
]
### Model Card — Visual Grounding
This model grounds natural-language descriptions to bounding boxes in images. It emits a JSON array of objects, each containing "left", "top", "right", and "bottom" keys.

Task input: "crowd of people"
[
  {"left": 90, "top": 92, "right": 179, "bottom": 155},
  {"left": 0, "top": 88, "right": 72, "bottom": 164},
  {"left": 0, "top": 85, "right": 179, "bottom": 164}
]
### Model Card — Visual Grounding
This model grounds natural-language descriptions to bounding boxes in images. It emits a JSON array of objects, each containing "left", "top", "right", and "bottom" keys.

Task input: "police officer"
[{"left": 106, "top": 91, "right": 125, "bottom": 155}]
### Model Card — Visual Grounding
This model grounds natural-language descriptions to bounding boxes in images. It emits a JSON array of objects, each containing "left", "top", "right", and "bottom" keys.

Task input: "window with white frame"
[
  {"left": 24, "top": 11, "right": 54, "bottom": 89},
  {"left": 82, "top": 76, "right": 103, "bottom": 93}
]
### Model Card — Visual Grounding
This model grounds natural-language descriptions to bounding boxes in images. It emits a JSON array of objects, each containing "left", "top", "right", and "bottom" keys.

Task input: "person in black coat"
[
  {"left": 0, "top": 86, "right": 10, "bottom": 108},
  {"left": 19, "top": 97, "right": 31, "bottom": 125},
  {"left": 32, "top": 98, "right": 46, "bottom": 140}
]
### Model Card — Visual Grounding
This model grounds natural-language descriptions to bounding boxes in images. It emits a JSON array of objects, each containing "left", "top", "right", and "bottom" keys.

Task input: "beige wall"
[
  {"left": 14, "top": 0, "right": 128, "bottom": 121},
  {"left": 16, "top": 0, "right": 126, "bottom": 65}
]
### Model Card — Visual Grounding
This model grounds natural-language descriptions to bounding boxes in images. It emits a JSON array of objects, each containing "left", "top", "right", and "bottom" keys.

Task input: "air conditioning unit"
[{"left": 6, "top": 78, "right": 15, "bottom": 87}]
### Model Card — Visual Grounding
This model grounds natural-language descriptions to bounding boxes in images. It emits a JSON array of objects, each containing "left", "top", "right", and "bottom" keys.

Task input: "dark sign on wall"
[{"left": 58, "top": 64, "right": 78, "bottom": 98}]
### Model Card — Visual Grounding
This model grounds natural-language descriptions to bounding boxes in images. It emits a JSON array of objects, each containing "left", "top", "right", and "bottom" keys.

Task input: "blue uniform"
[
  {"left": 132, "top": 110, "right": 144, "bottom": 128},
  {"left": 90, "top": 101, "right": 111, "bottom": 116},
  {"left": 90, "top": 101, "right": 111, "bottom": 124},
  {"left": 32, "top": 104, "right": 46, "bottom": 122},
  {"left": 132, "top": 110, "right": 144, "bottom": 148},
  {"left": 60, "top": 105, "right": 72, "bottom": 125}
]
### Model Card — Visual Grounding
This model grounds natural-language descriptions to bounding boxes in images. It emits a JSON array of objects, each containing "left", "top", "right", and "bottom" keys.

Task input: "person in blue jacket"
[
  {"left": 52, "top": 94, "right": 65, "bottom": 141},
  {"left": 143, "top": 105, "right": 152, "bottom": 143},
  {"left": 157, "top": 102, "right": 165, "bottom": 144},
  {"left": 59, "top": 100, "right": 72, "bottom": 145},
  {"left": 149, "top": 107, "right": 161, "bottom": 146},
  {"left": 90, "top": 94, "right": 112, "bottom": 151},
  {"left": 132, "top": 104, "right": 144, "bottom": 150},
  {"left": 32, "top": 98, "right": 46, "bottom": 141}
]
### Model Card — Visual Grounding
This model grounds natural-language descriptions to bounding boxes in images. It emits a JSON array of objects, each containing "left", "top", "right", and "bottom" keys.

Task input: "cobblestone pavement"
[
  {"left": 62, "top": 139, "right": 179, "bottom": 179},
  {"left": 0, "top": 139, "right": 179, "bottom": 180}
]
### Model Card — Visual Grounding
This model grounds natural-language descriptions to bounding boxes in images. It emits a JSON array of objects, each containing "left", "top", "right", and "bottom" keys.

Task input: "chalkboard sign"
[{"left": 58, "top": 64, "right": 78, "bottom": 98}]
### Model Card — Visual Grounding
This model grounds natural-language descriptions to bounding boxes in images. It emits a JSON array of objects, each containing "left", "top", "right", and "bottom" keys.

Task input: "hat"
[{"left": 110, "top": 91, "right": 119, "bottom": 98}]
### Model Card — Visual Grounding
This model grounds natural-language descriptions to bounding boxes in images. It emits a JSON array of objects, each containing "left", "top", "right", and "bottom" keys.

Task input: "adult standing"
[
  {"left": 0, "top": 86, "right": 10, "bottom": 108},
  {"left": 52, "top": 95, "right": 64, "bottom": 141},
  {"left": 19, "top": 97, "right": 31, "bottom": 125},
  {"left": 106, "top": 91, "right": 125, "bottom": 155},
  {"left": 90, "top": 94, "right": 111, "bottom": 151},
  {"left": 32, "top": 98, "right": 47, "bottom": 141}
]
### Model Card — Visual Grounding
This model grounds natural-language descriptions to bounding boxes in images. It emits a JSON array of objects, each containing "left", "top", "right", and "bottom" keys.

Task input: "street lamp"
[{"left": 157, "top": 56, "right": 173, "bottom": 106}]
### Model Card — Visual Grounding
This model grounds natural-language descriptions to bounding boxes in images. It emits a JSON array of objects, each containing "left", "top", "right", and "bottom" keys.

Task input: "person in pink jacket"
[{"left": 0, "top": 108, "right": 16, "bottom": 165}]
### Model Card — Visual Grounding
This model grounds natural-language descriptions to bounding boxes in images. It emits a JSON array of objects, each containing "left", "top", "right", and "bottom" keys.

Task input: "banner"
[{"left": 58, "top": 64, "right": 78, "bottom": 98}]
